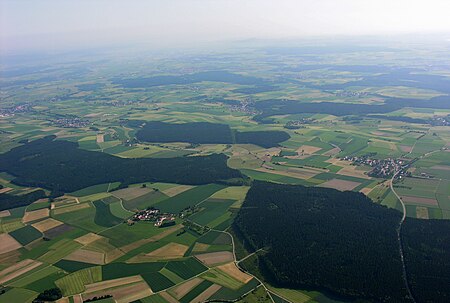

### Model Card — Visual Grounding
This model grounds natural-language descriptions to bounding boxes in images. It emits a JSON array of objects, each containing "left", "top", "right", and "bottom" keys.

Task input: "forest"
[
  {"left": 254, "top": 96, "right": 450, "bottom": 123},
  {"left": 135, "top": 121, "right": 290, "bottom": 148},
  {"left": 402, "top": 218, "right": 450, "bottom": 303},
  {"left": 112, "top": 70, "right": 267, "bottom": 88},
  {"left": 0, "top": 189, "right": 46, "bottom": 211},
  {"left": 0, "top": 136, "right": 243, "bottom": 193},
  {"left": 233, "top": 181, "right": 450, "bottom": 302}
]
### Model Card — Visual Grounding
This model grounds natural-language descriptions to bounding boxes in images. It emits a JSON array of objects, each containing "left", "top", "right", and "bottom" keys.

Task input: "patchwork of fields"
[
  {"left": 0, "top": 179, "right": 261, "bottom": 303},
  {"left": 0, "top": 44, "right": 449, "bottom": 302}
]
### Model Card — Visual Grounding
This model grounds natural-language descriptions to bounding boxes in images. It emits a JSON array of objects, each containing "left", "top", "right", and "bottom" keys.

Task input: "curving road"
[
  {"left": 390, "top": 171, "right": 416, "bottom": 303},
  {"left": 209, "top": 228, "right": 277, "bottom": 303}
]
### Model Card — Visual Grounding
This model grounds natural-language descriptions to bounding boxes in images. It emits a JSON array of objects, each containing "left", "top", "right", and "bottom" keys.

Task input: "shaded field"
[
  {"left": 154, "top": 184, "right": 226, "bottom": 213},
  {"left": 93, "top": 200, "right": 123, "bottom": 227},
  {"left": 9, "top": 225, "right": 42, "bottom": 245}
]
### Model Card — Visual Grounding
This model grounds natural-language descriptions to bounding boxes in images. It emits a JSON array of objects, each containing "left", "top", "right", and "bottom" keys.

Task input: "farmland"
[{"left": 0, "top": 39, "right": 449, "bottom": 303}]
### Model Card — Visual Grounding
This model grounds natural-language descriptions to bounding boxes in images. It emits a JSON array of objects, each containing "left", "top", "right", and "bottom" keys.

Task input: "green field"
[
  {"left": 0, "top": 288, "right": 37, "bottom": 303},
  {"left": 153, "top": 184, "right": 227, "bottom": 213},
  {"left": 69, "top": 183, "right": 120, "bottom": 197},
  {"left": 141, "top": 272, "right": 175, "bottom": 292},
  {"left": 9, "top": 225, "right": 42, "bottom": 245},
  {"left": 201, "top": 268, "right": 245, "bottom": 290},
  {"left": 165, "top": 258, "right": 208, "bottom": 280},
  {"left": 55, "top": 266, "right": 102, "bottom": 295},
  {"left": 92, "top": 200, "right": 123, "bottom": 227},
  {"left": 189, "top": 199, "right": 235, "bottom": 226},
  {"left": 179, "top": 280, "right": 214, "bottom": 303},
  {"left": 38, "top": 239, "right": 82, "bottom": 264}
]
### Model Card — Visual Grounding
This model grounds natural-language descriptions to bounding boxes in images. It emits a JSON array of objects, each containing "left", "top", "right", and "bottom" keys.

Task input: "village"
[
  {"left": 284, "top": 118, "right": 315, "bottom": 129},
  {"left": 229, "top": 98, "right": 258, "bottom": 115},
  {"left": 130, "top": 207, "right": 176, "bottom": 227},
  {"left": 0, "top": 103, "right": 32, "bottom": 117},
  {"left": 343, "top": 155, "right": 410, "bottom": 179},
  {"left": 51, "top": 117, "right": 91, "bottom": 128}
]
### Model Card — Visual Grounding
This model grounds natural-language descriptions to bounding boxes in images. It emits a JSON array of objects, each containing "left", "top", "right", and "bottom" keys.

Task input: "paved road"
[{"left": 390, "top": 171, "right": 416, "bottom": 303}]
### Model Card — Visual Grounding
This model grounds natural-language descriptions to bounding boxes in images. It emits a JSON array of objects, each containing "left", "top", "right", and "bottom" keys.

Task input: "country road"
[
  {"left": 209, "top": 228, "right": 278, "bottom": 303},
  {"left": 390, "top": 171, "right": 416, "bottom": 303}
]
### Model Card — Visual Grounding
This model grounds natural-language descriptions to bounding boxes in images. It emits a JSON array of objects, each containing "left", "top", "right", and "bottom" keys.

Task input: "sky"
[{"left": 2, "top": 0, "right": 450, "bottom": 52}]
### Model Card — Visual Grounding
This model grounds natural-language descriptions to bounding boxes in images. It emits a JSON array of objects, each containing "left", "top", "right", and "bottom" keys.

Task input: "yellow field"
[
  {"left": 169, "top": 277, "right": 203, "bottom": 299},
  {"left": 323, "top": 147, "right": 341, "bottom": 156},
  {"left": 190, "top": 284, "right": 222, "bottom": 303},
  {"left": 210, "top": 186, "right": 250, "bottom": 205},
  {"left": 217, "top": 262, "right": 253, "bottom": 283},
  {"left": 145, "top": 242, "right": 189, "bottom": 260},
  {"left": 64, "top": 248, "right": 105, "bottom": 265},
  {"left": 85, "top": 275, "right": 143, "bottom": 293},
  {"left": 96, "top": 134, "right": 104, "bottom": 143},
  {"left": 0, "top": 259, "right": 42, "bottom": 284},
  {"left": 0, "top": 210, "right": 11, "bottom": 218},
  {"left": 254, "top": 166, "right": 319, "bottom": 180},
  {"left": 160, "top": 291, "right": 180, "bottom": 303},
  {"left": 0, "top": 233, "right": 22, "bottom": 254},
  {"left": 297, "top": 145, "right": 322, "bottom": 155},
  {"left": 74, "top": 233, "right": 104, "bottom": 245},
  {"left": 112, "top": 187, "right": 152, "bottom": 200},
  {"left": 195, "top": 251, "right": 234, "bottom": 266},
  {"left": 319, "top": 179, "right": 361, "bottom": 191},
  {"left": 337, "top": 167, "right": 370, "bottom": 179},
  {"left": 120, "top": 224, "right": 182, "bottom": 253},
  {"left": 416, "top": 206, "right": 429, "bottom": 219},
  {"left": 83, "top": 280, "right": 152, "bottom": 303},
  {"left": 191, "top": 242, "right": 210, "bottom": 253},
  {"left": 0, "top": 187, "right": 13, "bottom": 194},
  {"left": 162, "top": 185, "right": 194, "bottom": 197},
  {"left": 32, "top": 218, "right": 63, "bottom": 232},
  {"left": 23, "top": 208, "right": 49, "bottom": 223}
]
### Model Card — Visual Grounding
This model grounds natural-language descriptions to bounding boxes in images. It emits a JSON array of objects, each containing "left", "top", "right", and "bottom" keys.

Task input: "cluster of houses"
[
  {"left": 132, "top": 208, "right": 176, "bottom": 227},
  {"left": 343, "top": 155, "right": 409, "bottom": 178},
  {"left": 335, "top": 90, "right": 369, "bottom": 98},
  {"left": 284, "top": 118, "right": 315, "bottom": 129},
  {"left": 430, "top": 115, "right": 450, "bottom": 126},
  {"left": 52, "top": 117, "right": 91, "bottom": 128},
  {"left": 229, "top": 99, "right": 258, "bottom": 115},
  {"left": 0, "top": 103, "right": 32, "bottom": 117}
]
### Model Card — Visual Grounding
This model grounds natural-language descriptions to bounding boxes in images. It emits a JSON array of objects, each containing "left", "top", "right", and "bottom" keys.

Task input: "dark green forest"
[
  {"left": 112, "top": 71, "right": 267, "bottom": 88},
  {"left": 0, "top": 189, "right": 46, "bottom": 211},
  {"left": 402, "top": 219, "right": 450, "bottom": 303},
  {"left": 234, "top": 181, "right": 450, "bottom": 302},
  {"left": 136, "top": 122, "right": 233, "bottom": 144},
  {"left": 0, "top": 136, "right": 243, "bottom": 193},
  {"left": 135, "top": 121, "right": 290, "bottom": 148},
  {"left": 253, "top": 96, "right": 450, "bottom": 123}
]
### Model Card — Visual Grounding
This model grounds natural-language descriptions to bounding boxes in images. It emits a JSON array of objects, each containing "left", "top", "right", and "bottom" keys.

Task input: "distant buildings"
[
  {"left": 51, "top": 117, "right": 90, "bottom": 128},
  {"left": 132, "top": 208, "right": 176, "bottom": 227},
  {"left": 0, "top": 103, "right": 32, "bottom": 117},
  {"left": 344, "top": 155, "right": 410, "bottom": 178}
]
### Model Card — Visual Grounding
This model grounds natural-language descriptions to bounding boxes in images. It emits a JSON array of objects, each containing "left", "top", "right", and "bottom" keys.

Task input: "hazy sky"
[{"left": 2, "top": 0, "right": 450, "bottom": 51}]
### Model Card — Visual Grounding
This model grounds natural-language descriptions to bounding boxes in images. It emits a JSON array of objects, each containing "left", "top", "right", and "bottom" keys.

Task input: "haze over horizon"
[{"left": 2, "top": 0, "right": 450, "bottom": 53}]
